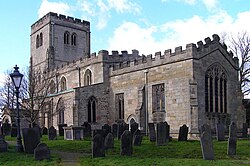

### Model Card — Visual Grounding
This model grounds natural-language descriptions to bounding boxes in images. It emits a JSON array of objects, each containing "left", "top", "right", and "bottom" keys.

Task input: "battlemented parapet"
[{"left": 109, "top": 34, "right": 238, "bottom": 76}]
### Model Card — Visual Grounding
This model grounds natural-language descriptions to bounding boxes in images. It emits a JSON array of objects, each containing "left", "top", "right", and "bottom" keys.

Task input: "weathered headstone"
[
  {"left": 41, "top": 127, "right": 48, "bottom": 135},
  {"left": 200, "top": 124, "right": 214, "bottom": 160},
  {"left": 82, "top": 122, "right": 91, "bottom": 137},
  {"left": 118, "top": 122, "right": 129, "bottom": 140},
  {"left": 148, "top": 123, "right": 156, "bottom": 142},
  {"left": 156, "top": 122, "right": 167, "bottom": 146},
  {"left": 112, "top": 123, "right": 118, "bottom": 138},
  {"left": 133, "top": 129, "right": 143, "bottom": 146},
  {"left": 104, "top": 133, "right": 114, "bottom": 150},
  {"left": 92, "top": 129, "right": 105, "bottom": 138},
  {"left": 120, "top": 130, "right": 133, "bottom": 156},
  {"left": 0, "top": 138, "right": 8, "bottom": 152},
  {"left": 92, "top": 134, "right": 105, "bottom": 157},
  {"left": 102, "top": 124, "right": 111, "bottom": 138},
  {"left": 34, "top": 143, "right": 50, "bottom": 160},
  {"left": 216, "top": 123, "right": 225, "bottom": 141},
  {"left": 242, "top": 123, "right": 248, "bottom": 138},
  {"left": 200, "top": 123, "right": 211, "bottom": 138},
  {"left": 48, "top": 126, "right": 57, "bottom": 140},
  {"left": 11, "top": 126, "right": 17, "bottom": 137},
  {"left": 228, "top": 122, "right": 237, "bottom": 156},
  {"left": 2, "top": 122, "right": 11, "bottom": 136},
  {"left": 178, "top": 124, "right": 189, "bottom": 141},
  {"left": 58, "top": 124, "right": 67, "bottom": 136},
  {"left": 22, "top": 128, "right": 40, "bottom": 154},
  {"left": 164, "top": 121, "right": 170, "bottom": 142},
  {"left": 130, "top": 122, "right": 139, "bottom": 136}
]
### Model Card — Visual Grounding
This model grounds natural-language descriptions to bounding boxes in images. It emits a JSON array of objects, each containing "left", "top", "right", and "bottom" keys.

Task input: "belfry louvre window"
[
  {"left": 205, "top": 64, "right": 227, "bottom": 113},
  {"left": 115, "top": 93, "right": 124, "bottom": 120},
  {"left": 152, "top": 83, "right": 165, "bottom": 113}
]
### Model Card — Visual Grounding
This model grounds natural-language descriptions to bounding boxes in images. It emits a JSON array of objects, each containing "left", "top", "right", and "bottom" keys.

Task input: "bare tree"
[{"left": 222, "top": 32, "right": 250, "bottom": 96}]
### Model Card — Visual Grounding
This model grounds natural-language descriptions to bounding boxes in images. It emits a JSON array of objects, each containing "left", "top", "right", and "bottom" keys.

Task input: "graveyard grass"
[{"left": 2, "top": 136, "right": 250, "bottom": 166}]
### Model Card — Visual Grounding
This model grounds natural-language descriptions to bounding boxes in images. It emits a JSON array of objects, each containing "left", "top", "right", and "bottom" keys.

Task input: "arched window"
[
  {"left": 36, "top": 35, "right": 40, "bottom": 48},
  {"left": 49, "top": 80, "right": 56, "bottom": 94},
  {"left": 115, "top": 93, "right": 124, "bottom": 120},
  {"left": 84, "top": 69, "right": 92, "bottom": 86},
  {"left": 56, "top": 98, "right": 65, "bottom": 124},
  {"left": 152, "top": 83, "right": 165, "bottom": 113},
  {"left": 87, "top": 96, "right": 97, "bottom": 123},
  {"left": 71, "top": 33, "right": 77, "bottom": 46},
  {"left": 60, "top": 76, "right": 67, "bottom": 91},
  {"left": 40, "top": 33, "right": 43, "bottom": 46},
  {"left": 205, "top": 64, "right": 227, "bottom": 113},
  {"left": 64, "top": 31, "right": 70, "bottom": 44}
]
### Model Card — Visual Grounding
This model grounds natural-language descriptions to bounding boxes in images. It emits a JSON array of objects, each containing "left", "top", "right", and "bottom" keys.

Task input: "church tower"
[{"left": 30, "top": 12, "right": 90, "bottom": 72}]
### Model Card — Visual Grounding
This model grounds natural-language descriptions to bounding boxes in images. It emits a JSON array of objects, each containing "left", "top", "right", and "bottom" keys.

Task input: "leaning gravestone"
[
  {"left": 92, "top": 134, "right": 105, "bottom": 157},
  {"left": 0, "top": 138, "right": 8, "bottom": 152},
  {"left": 104, "top": 133, "right": 114, "bottom": 150},
  {"left": 130, "top": 122, "right": 139, "bottom": 136},
  {"left": 242, "top": 123, "right": 248, "bottom": 138},
  {"left": 117, "top": 122, "right": 129, "bottom": 140},
  {"left": 164, "top": 122, "right": 170, "bottom": 142},
  {"left": 120, "top": 130, "right": 133, "bottom": 156},
  {"left": 133, "top": 129, "right": 143, "bottom": 146},
  {"left": 22, "top": 128, "right": 40, "bottom": 154},
  {"left": 148, "top": 123, "right": 156, "bottom": 142},
  {"left": 200, "top": 124, "right": 214, "bottom": 160},
  {"left": 228, "top": 122, "right": 237, "bottom": 156},
  {"left": 82, "top": 122, "right": 91, "bottom": 137},
  {"left": 156, "top": 122, "right": 167, "bottom": 146},
  {"left": 216, "top": 123, "right": 225, "bottom": 141},
  {"left": 178, "top": 124, "right": 188, "bottom": 141},
  {"left": 48, "top": 126, "right": 57, "bottom": 140},
  {"left": 34, "top": 143, "right": 50, "bottom": 160},
  {"left": 112, "top": 123, "right": 118, "bottom": 138},
  {"left": 102, "top": 124, "right": 111, "bottom": 138}
]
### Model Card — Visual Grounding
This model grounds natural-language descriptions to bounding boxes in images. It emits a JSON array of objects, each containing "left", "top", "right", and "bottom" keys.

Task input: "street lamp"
[{"left": 10, "top": 65, "right": 24, "bottom": 152}]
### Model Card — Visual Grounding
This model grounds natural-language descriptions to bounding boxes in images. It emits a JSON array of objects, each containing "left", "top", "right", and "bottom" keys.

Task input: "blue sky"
[{"left": 0, "top": 0, "right": 250, "bottom": 86}]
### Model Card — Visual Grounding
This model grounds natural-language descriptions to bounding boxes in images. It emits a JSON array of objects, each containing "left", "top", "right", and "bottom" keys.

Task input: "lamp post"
[{"left": 10, "top": 65, "right": 24, "bottom": 152}]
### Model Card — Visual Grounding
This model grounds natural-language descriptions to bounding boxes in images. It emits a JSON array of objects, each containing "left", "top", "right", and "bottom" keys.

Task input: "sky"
[{"left": 0, "top": 0, "right": 250, "bottom": 87}]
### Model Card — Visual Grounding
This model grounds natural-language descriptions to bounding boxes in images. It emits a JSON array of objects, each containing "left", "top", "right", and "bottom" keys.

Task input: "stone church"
[{"left": 30, "top": 12, "right": 244, "bottom": 138}]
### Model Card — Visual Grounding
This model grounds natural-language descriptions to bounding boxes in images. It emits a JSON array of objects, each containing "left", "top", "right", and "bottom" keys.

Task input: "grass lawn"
[{"left": 2, "top": 135, "right": 250, "bottom": 166}]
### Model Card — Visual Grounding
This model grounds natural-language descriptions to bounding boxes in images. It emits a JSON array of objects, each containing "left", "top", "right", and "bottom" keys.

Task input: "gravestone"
[
  {"left": 130, "top": 122, "right": 139, "bottom": 136},
  {"left": 133, "top": 129, "right": 143, "bottom": 146},
  {"left": 48, "top": 126, "right": 57, "bottom": 140},
  {"left": 34, "top": 143, "right": 50, "bottom": 160},
  {"left": 164, "top": 121, "right": 170, "bottom": 142},
  {"left": 82, "top": 122, "right": 91, "bottom": 137},
  {"left": 34, "top": 125, "right": 42, "bottom": 137},
  {"left": 102, "top": 124, "right": 111, "bottom": 138},
  {"left": 58, "top": 124, "right": 67, "bottom": 136},
  {"left": 242, "top": 123, "right": 248, "bottom": 138},
  {"left": 92, "top": 134, "right": 105, "bottom": 157},
  {"left": 156, "top": 122, "right": 167, "bottom": 146},
  {"left": 92, "top": 129, "right": 105, "bottom": 138},
  {"left": 0, "top": 138, "right": 8, "bottom": 152},
  {"left": 148, "top": 123, "right": 156, "bottom": 142},
  {"left": 112, "top": 123, "right": 118, "bottom": 138},
  {"left": 228, "top": 122, "right": 237, "bottom": 156},
  {"left": 216, "top": 123, "right": 225, "bottom": 141},
  {"left": 120, "top": 130, "right": 133, "bottom": 156},
  {"left": 104, "top": 133, "right": 114, "bottom": 150},
  {"left": 200, "top": 123, "right": 211, "bottom": 138},
  {"left": 22, "top": 128, "right": 40, "bottom": 154},
  {"left": 178, "top": 124, "right": 188, "bottom": 141},
  {"left": 11, "top": 126, "right": 17, "bottom": 137},
  {"left": 200, "top": 124, "right": 214, "bottom": 160},
  {"left": 118, "top": 122, "right": 129, "bottom": 140},
  {"left": 2, "top": 122, "right": 11, "bottom": 136},
  {"left": 41, "top": 127, "right": 48, "bottom": 135}
]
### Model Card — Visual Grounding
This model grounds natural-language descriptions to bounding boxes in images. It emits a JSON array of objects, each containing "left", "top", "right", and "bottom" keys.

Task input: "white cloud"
[
  {"left": 107, "top": 0, "right": 141, "bottom": 13},
  {"left": 38, "top": 0, "right": 72, "bottom": 18},
  {"left": 202, "top": 0, "right": 218, "bottom": 10},
  {"left": 108, "top": 10, "right": 250, "bottom": 55}
]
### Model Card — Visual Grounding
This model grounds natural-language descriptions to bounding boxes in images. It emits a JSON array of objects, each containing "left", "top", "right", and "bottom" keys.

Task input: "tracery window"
[
  {"left": 152, "top": 83, "right": 165, "bottom": 113},
  {"left": 60, "top": 76, "right": 67, "bottom": 91},
  {"left": 205, "top": 64, "right": 227, "bottom": 113},
  {"left": 88, "top": 97, "right": 97, "bottom": 123},
  {"left": 71, "top": 33, "right": 77, "bottom": 46},
  {"left": 64, "top": 31, "right": 70, "bottom": 44},
  {"left": 115, "top": 93, "right": 124, "bottom": 120}
]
